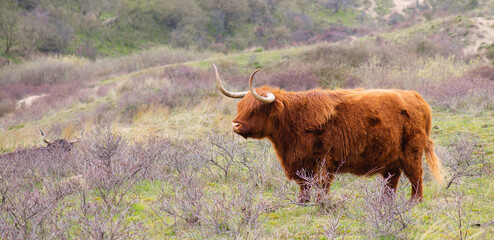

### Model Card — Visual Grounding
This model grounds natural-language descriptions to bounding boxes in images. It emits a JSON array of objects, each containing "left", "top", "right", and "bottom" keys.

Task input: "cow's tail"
[{"left": 425, "top": 138, "right": 444, "bottom": 184}]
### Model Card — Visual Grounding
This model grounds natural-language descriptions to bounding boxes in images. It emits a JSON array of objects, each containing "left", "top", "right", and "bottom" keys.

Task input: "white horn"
[
  {"left": 249, "top": 69, "right": 275, "bottom": 103},
  {"left": 39, "top": 128, "right": 51, "bottom": 144},
  {"left": 69, "top": 130, "right": 84, "bottom": 144},
  {"left": 213, "top": 64, "right": 248, "bottom": 98}
]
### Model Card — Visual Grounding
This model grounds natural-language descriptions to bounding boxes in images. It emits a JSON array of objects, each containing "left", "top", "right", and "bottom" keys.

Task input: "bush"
[
  {"left": 353, "top": 178, "right": 418, "bottom": 238},
  {"left": 439, "top": 132, "right": 487, "bottom": 189},
  {"left": 265, "top": 69, "right": 321, "bottom": 90},
  {"left": 421, "top": 70, "right": 494, "bottom": 113},
  {"left": 112, "top": 65, "right": 215, "bottom": 123},
  {"left": 70, "top": 128, "right": 166, "bottom": 239},
  {"left": 0, "top": 140, "right": 75, "bottom": 239},
  {"left": 149, "top": 130, "right": 279, "bottom": 238},
  {"left": 405, "top": 34, "right": 464, "bottom": 58},
  {"left": 0, "top": 127, "right": 175, "bottom": 239},
  {"left": 302, "top": 42, "right": 372, "bottom": 68},
  {"left": 154, "top": 173, "right": 268, "bottom": 238},
  {"left": 0, "top": 101, "right": 15, "bottom": 117},
  {"left": 0, "top": 56, "right": 86, "bottom": 86},
  {"left": 466, "top": 65, "right": 494, "bottom": 81}
]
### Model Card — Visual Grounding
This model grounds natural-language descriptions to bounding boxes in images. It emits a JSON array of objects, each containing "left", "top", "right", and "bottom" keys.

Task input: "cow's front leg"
[
  {"left": 314, "top": 158, "right": 338, "bottom": 202},
  {"left": 290, "top": 161, "right": 317, "bottom": 203},
  {"left": 315, "top": 173, "right": 334, "bottom": 203},
  {"left": 298, "top": 182, "right": 311, "bottom": 203}
]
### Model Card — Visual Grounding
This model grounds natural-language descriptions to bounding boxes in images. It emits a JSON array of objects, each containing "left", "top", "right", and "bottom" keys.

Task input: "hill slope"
[{"left": 1, "top": 0, "right": 493, "bottom": 61}]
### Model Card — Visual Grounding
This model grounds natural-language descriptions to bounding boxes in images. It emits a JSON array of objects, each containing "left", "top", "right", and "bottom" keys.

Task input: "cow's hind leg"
[
  {"left": 381, "top": 164, "right": 402, "bottom": 193},
  {"left": 402, "top": 134, "right": 426, "bottom": 201}
]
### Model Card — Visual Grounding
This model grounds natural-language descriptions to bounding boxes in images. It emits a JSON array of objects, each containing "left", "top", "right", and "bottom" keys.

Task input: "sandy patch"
[
  {"left": 16, "top": 94, "right": 49, "bottom": 109},
  {"left": 393, "top": 0, "right": 424, "bottom": 14},
  {"left": 463, "top": 17, "right": 494, "bottom": 59},
  {"left": 361, "top": 0, "right": 424, "bottom": 19},
  {"left": 369, "top": 0, "right": 377, "bottom": 18}
]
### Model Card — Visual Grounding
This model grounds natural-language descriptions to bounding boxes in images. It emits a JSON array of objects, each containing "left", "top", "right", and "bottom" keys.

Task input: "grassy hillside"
[{"left": 1, "top": 1, "right": 494, "bottom": 239}]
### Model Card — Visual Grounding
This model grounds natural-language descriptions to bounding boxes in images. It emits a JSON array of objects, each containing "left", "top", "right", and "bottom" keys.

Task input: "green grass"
[
  {"left": 432, "top": 110, "right": 494, "bottom": 154},
  {"left": 309, "top": 8, "right": 359, "bottom": 27},
  {"left": 8, "top": 124, "right": 24, "bottom": 130},
  {"left": 375, "top": 0, "right": 394, "bottom": 16},
  {"left": 382, "top": 17, "right": 446, "bottom": 42},
  {"left": 485, "top": 43, "right": 494, "bottom": 63},
  {"left": 190, "top": 46, "right": 308, "bottom": 70}
]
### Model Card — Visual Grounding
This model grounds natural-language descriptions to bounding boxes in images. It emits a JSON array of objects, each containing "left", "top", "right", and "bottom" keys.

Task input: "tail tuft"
[{"left": 425, "top": 139, "right": 444, "bottom": 184}]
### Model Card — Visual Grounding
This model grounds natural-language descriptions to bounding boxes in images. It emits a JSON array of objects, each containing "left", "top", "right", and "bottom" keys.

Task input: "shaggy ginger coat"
[{"left": 232, "top": 87, "right": 443, "bottom": 202}]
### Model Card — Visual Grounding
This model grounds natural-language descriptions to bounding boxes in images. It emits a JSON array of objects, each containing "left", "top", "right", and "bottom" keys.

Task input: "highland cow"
[
  {"left": 0, "top": 129, "right": 79, "bottom": 160},
  {"left": 214, "top": 64, "right": 443, "bottom": 202}
]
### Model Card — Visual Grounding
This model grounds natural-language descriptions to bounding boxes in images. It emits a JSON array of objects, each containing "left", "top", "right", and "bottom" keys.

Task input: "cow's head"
[
  {"left": 214, "top": 64, "right": 283, "bottom": 139},
  {"left": 39, "top": 129, "right": 81, "bottom": 152}
]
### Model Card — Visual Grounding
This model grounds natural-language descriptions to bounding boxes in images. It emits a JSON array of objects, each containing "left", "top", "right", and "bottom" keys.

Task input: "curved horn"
[
  {"left": 39, "top": 128, "right": 50, "bottom": 144},
  {"left": 249, "top": 69, "right": 275, "bottom": 104},
  {"left": 213, "top": 64, "right": 248, "bottom": 98},
  {"left": 69, "top": 130, "right": 84, "bottom": 144}
]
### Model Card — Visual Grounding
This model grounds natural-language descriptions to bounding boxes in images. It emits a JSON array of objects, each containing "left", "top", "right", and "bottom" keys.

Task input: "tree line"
[
  {"left": 0, "top": 0, "right": 364, "bottom": 58},
  {"left": 0, "top": 0, "right": 485, "bottom": 59}
]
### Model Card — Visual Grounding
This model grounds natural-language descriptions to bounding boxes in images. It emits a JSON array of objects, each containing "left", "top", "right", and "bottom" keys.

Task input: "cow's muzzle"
[{"left": 232, "top": 121, "right": 249, "bottom": 139}]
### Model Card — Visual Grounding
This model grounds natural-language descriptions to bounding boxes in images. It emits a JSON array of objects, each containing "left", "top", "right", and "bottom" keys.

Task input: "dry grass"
[{"left": 0, "top": 47, "right": 210, "bottom": 124}]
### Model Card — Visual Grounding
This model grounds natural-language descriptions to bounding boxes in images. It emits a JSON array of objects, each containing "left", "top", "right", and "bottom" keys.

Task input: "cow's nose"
[{"left": 232, "top": 122, "right": 241, "bottom": 129}]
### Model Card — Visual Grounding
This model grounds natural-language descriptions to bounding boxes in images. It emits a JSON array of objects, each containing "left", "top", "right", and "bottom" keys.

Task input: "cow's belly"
[{"left": 328, "top": 137, "right": 402, "bottom": 176}]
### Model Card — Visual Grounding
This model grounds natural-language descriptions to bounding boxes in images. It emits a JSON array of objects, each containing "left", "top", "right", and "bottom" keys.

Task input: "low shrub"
[
  {"left": 420, "top": 69, "right": 494, "bottom": 113},
  {"left": 265, "top": 69, "right": 321, "bottom": 91},
  {"left": 154, "top": 174, "right": 268, "bottom": 238},
  {"left": 0, "top": 56, "right": 86, "bottom": 86},
  {"left": 353, "top": 178, "right": 418, "bottom": 239},
  {"left": 466, "top": 65, "right": 494, "bottom": 81},
  {"left": 0, "top": 141, "right": 75, "bottom": 239},
  {"left": 0, "top": 101, "right": 15, "bottom": 117},
  {"left": 438, "top": 132, "right": 487, "bottom": 189},
  {"left": 302, "top": 42, "right": 372, "bottom": 68}
]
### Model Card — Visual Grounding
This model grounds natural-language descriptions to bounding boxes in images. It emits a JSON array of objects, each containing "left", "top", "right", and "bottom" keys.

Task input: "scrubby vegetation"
[{"left": 1, "top": 0, "right": 493, "bottom": 239}]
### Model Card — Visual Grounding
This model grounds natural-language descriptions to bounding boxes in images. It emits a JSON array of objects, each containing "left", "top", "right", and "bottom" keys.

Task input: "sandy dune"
[
  {"left": 393, "top": 0, "right": 424, "bottom": 14},
  {"left": 463, "top": 17, "right": 494, "bottom": 59},
  {"left": 16, "top": 94, "right": 49, "bottom": 109}
]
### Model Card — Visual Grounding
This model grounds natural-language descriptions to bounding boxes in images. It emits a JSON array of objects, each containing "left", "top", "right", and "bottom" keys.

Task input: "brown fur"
[
  {"left": 0, "top": 139, "right": 75, "bottom": 160},
  {"left": 232, "top": 86, "right": 443, "bottom": 201}
]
